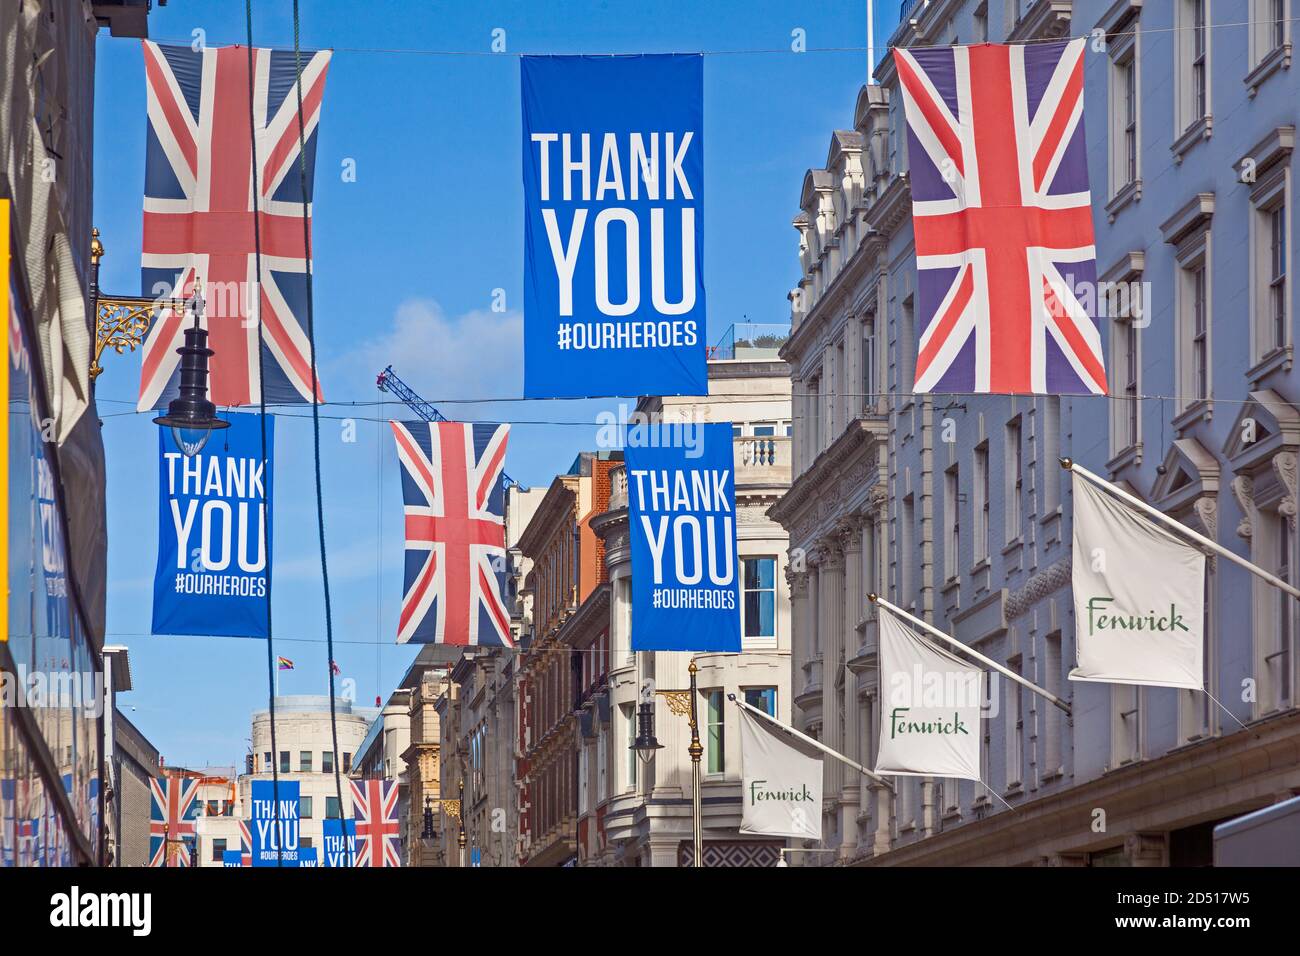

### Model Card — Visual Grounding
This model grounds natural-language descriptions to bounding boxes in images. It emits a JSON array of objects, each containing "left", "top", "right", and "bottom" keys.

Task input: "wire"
[
  {"left": 245, "top": 0, "right": 282, "bottom": 868},
  {"left": 144, "top": 17, "right": 1300, "bottom": 59},
  {"left": 290, "top": 0, "right": 348, "bottom": 840}
]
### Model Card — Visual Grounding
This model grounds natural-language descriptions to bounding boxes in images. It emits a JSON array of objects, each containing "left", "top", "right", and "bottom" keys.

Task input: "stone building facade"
[
  {"left": 588, "top": 356, "right": 794, "bottom": 866},
  {"left": 776, "top": 0, "right": 1300, "bottom": 866}
]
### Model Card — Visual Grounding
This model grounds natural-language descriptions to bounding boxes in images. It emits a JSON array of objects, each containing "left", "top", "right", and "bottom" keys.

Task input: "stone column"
[
  {"left": 818, "top": 541, "right": 845, "bottom": 840},
  {"left": 786, "top": 566, "right": 809, "bottom": 684},
  {"left": 838, "top": 517, "right": 863, "bottom": 854}
]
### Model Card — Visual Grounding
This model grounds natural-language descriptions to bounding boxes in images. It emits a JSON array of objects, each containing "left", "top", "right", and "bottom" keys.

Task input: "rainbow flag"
[{"left": 277, "top": 657, "right": 295, "bottom": 671}]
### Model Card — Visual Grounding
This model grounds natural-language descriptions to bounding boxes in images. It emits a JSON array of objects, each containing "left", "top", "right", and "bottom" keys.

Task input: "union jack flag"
[
  {"left": 349, "top": 778, "right": 401, "bottom": 868},
  {"left": 391, "top": 421, "right": 511, "bottom": 646},
  {"left": 137, "top": 41, "right": 332, "bottom": 411},
  {"left": 239, "top": 818, "right": 252, "bottom": 866},
  {"left": 0, "top": 778, "right": 15, "bottom": 867},
  {"left": 149, "top": 777, "right": 199, "bottom": 867},
  {"left": 2, "top": 778, "right": 42, "bottom": 867},
  {"left": 893, "top": 39, "right": 1106, "bottom": 395}
]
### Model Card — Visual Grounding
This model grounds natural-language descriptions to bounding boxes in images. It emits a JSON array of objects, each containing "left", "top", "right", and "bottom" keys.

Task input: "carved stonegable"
[
  {"left": 785, "top": 567, "right": 809, "bottom": 599},
  {"left": 837, "top": 514, "right": 864, "bottom": 553},
  {"left": 1274, "top": 452, "right": 1298, "bottom": 530},
  {"left": 1192, "top": 498, "right": 1218, "bottom": 569},
  {"left": 1231, "top": 475, "right": 1256, "bottom": 539},
  {"left": 820, "top": 542, "right": 846, "bottom": 572}
]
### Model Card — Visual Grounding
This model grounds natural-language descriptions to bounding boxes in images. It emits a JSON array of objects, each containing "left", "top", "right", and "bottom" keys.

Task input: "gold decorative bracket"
[
  {"left": 92, "top": 295, "right": 182, "bottom": 381},
  {"left": 656, "top": 689, "right": 693, "bottom": 717}
]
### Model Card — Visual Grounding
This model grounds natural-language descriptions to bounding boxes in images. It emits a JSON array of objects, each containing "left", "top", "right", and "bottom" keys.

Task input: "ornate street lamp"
[
  {"left": 90, "top": 228, "right": 226, "bottom": 457},
  {"left": 151, "top": 285, "right": 228, "bottom": 457},
  {"left": 631, "top": 700, "right": 663, "bottom": 764},
  {"left": 421, "top": 795, "right": 437, "bottom": 842},
  {"left": 629, "top": 659, "right": 704, "bottom": 867}
]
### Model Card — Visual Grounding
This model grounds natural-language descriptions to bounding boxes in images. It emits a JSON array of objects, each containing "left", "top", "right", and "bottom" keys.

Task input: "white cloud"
[{"left": 330, "top": 298, "right": 522, "bottom": 405}]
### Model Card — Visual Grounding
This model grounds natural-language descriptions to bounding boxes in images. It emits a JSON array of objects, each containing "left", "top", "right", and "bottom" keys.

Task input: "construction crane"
[
  {"left": 376, "top": 365, "right": 517, "bottom": 488},
  {"left": 376, "top": 365, "right": 449, "bottom": 423}
]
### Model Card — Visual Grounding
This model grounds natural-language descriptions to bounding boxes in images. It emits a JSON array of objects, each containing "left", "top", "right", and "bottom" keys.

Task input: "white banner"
[
  {"left": 876, "top": 609, "right": 984, "bottom": 781},
  {"left": 1070, "top": 472, "right": 1205, "bottom": 689},
  {"left": 738, "top": 706, "right": 822, "bottom": 840}
]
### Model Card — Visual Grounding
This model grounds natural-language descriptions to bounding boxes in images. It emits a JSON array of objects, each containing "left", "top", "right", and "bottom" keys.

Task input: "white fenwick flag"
[
  {"left": 875, "top": 610, "right": 984, "bottom": 781},
  {"left": 738, "top": 705, "right": 823, "bottom": 840},
  {"left": 1070, "top": 471, "right": 1205, "bottom": 689}
]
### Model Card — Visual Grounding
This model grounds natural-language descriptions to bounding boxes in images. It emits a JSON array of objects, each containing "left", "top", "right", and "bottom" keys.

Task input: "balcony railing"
[{"left": 707, "top": 323, "right": 790, "bottom": 361}]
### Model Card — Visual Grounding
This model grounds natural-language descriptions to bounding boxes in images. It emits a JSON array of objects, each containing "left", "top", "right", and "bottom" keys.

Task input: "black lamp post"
[
  {"left": 421, "top": 795, "right": 436, "bottom": 841},
  {"left": 631, "top": 701, "right": 663, "bottom": 764},
  {"left": 152, "top": 283, "right": 228, "bottom": 457}
]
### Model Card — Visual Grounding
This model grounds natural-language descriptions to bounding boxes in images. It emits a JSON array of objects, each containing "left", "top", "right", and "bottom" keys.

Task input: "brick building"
[{"left": 515, "top": 451, "right": 621, "bottom": 866}]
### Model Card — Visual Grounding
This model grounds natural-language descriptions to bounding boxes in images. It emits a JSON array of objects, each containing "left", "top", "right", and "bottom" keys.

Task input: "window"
[
  {"left": 742, "top": 557, "right": 777, "bottom": 644},
  {"left": 300, "top": 796, "right": 313, "bottom": 819},
  {"left": 342, "top": 753, "right": 352, "bottom": 773},
  {"left": 1174, "top": 234, "right": 1212, "bottom": 412},
  {"left": 1269, "top": 204, "right": 1287, "bottom": 350},
  {"left": 862, "top": 313, "right": 878, "bottom": 411},
  {"left": 578, "top": 746, "right": 590, "bottom": 815},
  {"left": 322, "top": 751, "right": 334, "bottom": 774},
  {"left": 1119, "top": 317, "right": 1140, "bottom": 450},
  {"left": 1254, "top": 193, "right": 1289, "bottom": 362},
  {"left": 1114, "top": 683, "right": 1141, "bottom": 765},
  {"left": 1249, "top": 0, "right": 1290, "bottom": 72},
  {"left": 263, "top": 752, "right": 271, "bottom": 772},
  {"left": 706, "top": 690, "right": 725, "bottom": 774},
  {"left": 807, "top": 375, "right": 821, "bottom": 461},
  {"left": 744, "top": 687, "right": 777, "bottom": 716},
  {"left": 1191, "top": 0, "right": 1207, "bottom": 118},
  {"left": 1108, "top": 23, "right": 1140, "bottom": 198},
  {"left": 944, "top": 466, "right": 960, "bottom": 581},
  {"left": 1264, "top": 510, "right": 1294, "bottom": 711},
  {"left": 211, "top": 838, "right": 227, "bottom": 863},
  {"left": 974, "top": 442, "right": 990, "bottom": 563},
  {"left": 299, "top": 751, "right": 312, "bottom": 773},
  {"left": 624, "top": 704, "right": 638, "bottom": 791},
  {"left": 597, "top": 726, "right": 608, "bottom": 802},
  {"left": 1005, "top": 419, "right": 1022, "bottom": 542},
  {"left": 279, "top": 752, "right": 290, "bottom": 774},
  {"left": 1004, "top": 660, "right": 1023, "bottom": 789},
  {"left": 974, "top": 2, "right": 988, "bottom": 42},
  {"left": 901, "top": 494, "right": 916, "bottom": 608},
  {"left": 834, "top": 339, "right": 846, "bottom": 435},
  {"left": 1176, "top": 0, "right": 1210, "bottom": 135},
  {"left": 301, "top": 837, "right": 312, "bottom": 850},
  {"left": 899, "top": 297, "right": 915, "bottom": 395},
  {"left": 1043, "top": 632, "right": 1063, "bottom": 775},
  {"left": 1123, "top": 59, "right": 1137, "bottom": 185},
  {"left": 1181, "top": 557, "right": 1214, "bottom": 742},
  {"left": 1191, "top": 264, "right": 1209, "bottom": 400},
  {"left": 325, "top": 796, "right": 341, "bottom": 819}
]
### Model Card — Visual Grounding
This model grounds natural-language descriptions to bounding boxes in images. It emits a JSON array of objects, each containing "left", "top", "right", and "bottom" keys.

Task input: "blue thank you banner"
[
  {"left": 322, "top": 818, "right": 356, "bottom": 867},
  {"left": 626, "top": 422, "right": 739, "bottom": 651},
  {"left": 299, "top": 847, "right": 319, "bottom": 868},
  {"left": 221, "top": 850, "right": 243, "bottom": 868},
  {"left": 250, "top": 780, "right": 299, "bottom": 867},
  {"left": 521, "top": 53, "right": 707, "bottom": 398},
  {"left": 152, "top": 413, "right": 272, "bottom": 637}
]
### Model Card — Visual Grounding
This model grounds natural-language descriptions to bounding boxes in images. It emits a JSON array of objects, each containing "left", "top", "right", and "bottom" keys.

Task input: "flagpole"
[
  {"left": 868, "top": 594, "right": 1073, "bottom": 716},
  {"left": 866, "top": 0, "right": 875, "bottom": 79},
  {"left": 729, "top": 694, "right": 895, "bottom": 790},
  {"left": 1062, "top": 458, "right": 1300, "bottom": 600}
]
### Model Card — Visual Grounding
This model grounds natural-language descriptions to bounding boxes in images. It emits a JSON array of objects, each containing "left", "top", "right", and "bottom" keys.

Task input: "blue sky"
[{"left": 91, "top": 0, "right": 879, "bottom": 767}]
